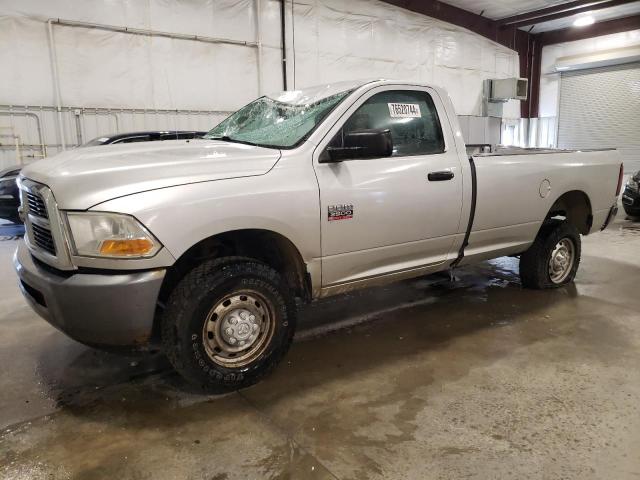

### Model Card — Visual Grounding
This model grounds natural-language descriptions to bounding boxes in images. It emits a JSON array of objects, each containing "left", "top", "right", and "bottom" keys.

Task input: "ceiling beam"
[
  {"left": 381, "top": 0, "right": 503, "bottom": 45},
  {"left": 379, "top": 1, "right": 640, "bottom": 117},
  {"left": 537, "top": 13, "right": 640, "bottom": 45},
  {"left": 505, "top": 0, "right": 640, "bottom": 28},
  {"left": 497, "top": 0, "right": 610, "bottom": 25}
]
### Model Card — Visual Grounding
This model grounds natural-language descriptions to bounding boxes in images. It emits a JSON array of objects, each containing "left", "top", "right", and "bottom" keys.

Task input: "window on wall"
[{"left": 331, "top": 90, "right": 445, "bottom": 157}]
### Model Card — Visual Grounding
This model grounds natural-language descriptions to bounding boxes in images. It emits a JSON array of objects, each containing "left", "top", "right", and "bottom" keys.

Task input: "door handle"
[{"left": 428, "top": 171, "right": 454, "bottom": 181}]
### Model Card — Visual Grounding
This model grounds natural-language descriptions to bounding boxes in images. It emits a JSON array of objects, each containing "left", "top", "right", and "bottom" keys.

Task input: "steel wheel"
[
  {"left": 202, "top": 290, "right": 275, "bottom": 368},
  {"left": 548, "top": 237, "right": 575, "bottom": 284}
]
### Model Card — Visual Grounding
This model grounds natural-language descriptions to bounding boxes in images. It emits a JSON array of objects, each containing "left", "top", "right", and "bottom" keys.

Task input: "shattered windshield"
[{"left": 205, "top": 86, "right": 355, "bottom": 149}]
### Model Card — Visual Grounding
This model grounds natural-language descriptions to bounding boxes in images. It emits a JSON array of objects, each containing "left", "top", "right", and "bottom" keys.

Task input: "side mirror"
[{"left": 323, "top": 129, "right": 393, "bottom": 162}]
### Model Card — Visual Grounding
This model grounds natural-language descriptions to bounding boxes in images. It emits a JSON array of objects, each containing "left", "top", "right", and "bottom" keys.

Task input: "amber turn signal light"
[{"left": 99, "top": 238, "right": 155, "bottom": 256}]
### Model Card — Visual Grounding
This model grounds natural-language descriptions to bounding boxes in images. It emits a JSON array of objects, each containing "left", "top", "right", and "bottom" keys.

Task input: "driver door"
[{"left": 313, "top": 86, "right": 464, "bottom": 288}]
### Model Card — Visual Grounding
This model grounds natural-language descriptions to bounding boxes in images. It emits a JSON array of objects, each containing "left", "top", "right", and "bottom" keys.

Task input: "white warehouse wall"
[
  {"left": 283, "top": 0, "right": 520, "bottom": 117},
  {"left": 0, "top": 0, "right": 520, "bottom": 168},
  {"left": 539, "top": 29, "right": 640, "bottom": 117}
]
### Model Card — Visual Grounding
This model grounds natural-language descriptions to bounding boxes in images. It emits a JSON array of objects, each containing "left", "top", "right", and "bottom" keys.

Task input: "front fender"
[{"left": 92, "top": 173, "right": 321, "bottom": 268}]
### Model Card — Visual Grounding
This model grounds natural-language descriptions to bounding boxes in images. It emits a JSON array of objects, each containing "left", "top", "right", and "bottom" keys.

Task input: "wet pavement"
[{"left": 1, "top": 217, "right": 640, "bottom": 479}]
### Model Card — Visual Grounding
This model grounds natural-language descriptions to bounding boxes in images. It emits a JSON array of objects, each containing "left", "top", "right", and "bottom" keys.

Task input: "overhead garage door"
[{"left": 558, "top": 62, "right": 640, "bottom": 173}]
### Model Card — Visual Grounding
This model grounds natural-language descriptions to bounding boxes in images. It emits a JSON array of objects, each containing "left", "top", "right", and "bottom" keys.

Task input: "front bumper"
[
  {"left": 14, "top": 241, "right": 166, "bottom": 348},
  {"left": 622, "top": 187, "right": 640, "bottom": 215}
]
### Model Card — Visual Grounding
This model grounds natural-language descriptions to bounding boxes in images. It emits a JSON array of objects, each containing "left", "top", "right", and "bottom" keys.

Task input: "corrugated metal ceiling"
[
  {"left": 529, "top": 2, "right": 640, "bottom": 32},
  {"left": 443, "top": 0, "right": 640, "bottom": 32},
  {"left": 442, "top": 0, "right": 570, "bottom": 20}
]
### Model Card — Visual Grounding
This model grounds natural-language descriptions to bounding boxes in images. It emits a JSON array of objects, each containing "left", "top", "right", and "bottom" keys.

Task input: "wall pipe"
[
  {"left": 256, "top": 0, "right": 263, "bottom": 95},
  {"left": 80, "top": 110, "right": 120, "bottom": 135},
  {"left": 280, "top": 0, "right": 288, "bottom": 90},
  {"left": 15, "top": 133, "right": 22, "bottom": 165},
  {"left": 47, "top": 19, "right": 66, "bottom": 151},
  {"left": 73, "top": 110, "right": 83, "bottom": 145},
  {"left": 0, "top": 127, "right": 22, "bottom": 165},
  {"left": 290, "top": 0, "right": 296, "bottom": 89},
  {"left": 0, "top": 111, "right": 47, "bottom": 159},
  {"left": 0, "top": 104, "right": 231, "bottom": 116},
  {"left": 0, "top": 105, "right": 233, "bottom": 154},
  {"left": 42, "top": 16, "right": 258, "bottom": 148},
  {"left": 48, "top": 18, "right": 259, "bottom": 48}
]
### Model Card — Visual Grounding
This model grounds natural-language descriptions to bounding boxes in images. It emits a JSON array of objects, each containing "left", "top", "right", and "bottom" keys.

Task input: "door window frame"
[{"left": 313, "top": 85, "right": 453, "bottom": 164}]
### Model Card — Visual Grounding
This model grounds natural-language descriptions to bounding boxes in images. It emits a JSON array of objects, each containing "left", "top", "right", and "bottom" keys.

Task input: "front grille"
[
  {"left": 20, "top": 184, "right": 58, "bottom": 259},
  {"left": 20, "top": 179, "right": 72, "bottom": 270},
  {"left": 26, "top": 192, "right": 48, "bottom": 218},
  {"left": 31, "top": 222, "right": 56, "bottom": 255}
]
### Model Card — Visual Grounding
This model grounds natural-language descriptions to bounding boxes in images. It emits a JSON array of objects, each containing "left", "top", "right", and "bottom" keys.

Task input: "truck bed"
[{"left": 473, "top": 146, "right": 617, "bottom": 157}]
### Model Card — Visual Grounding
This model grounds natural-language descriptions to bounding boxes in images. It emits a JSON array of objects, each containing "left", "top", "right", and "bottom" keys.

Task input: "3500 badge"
[{"left": 328, "top": 204, "right": 354, "bottom": 221}]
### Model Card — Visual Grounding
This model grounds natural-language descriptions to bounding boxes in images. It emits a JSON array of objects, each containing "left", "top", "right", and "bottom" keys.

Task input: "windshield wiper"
[
  {"left": 208, "top": 135, "right": 258, "bottom": 147},
  {"left": 206, "top": 135, "right": 282, "bottom": 150}
]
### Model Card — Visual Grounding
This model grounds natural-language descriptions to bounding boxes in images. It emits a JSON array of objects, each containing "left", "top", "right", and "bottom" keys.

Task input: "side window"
[{"left": 331, "top": 90, "right": 445, "bottom": 157}]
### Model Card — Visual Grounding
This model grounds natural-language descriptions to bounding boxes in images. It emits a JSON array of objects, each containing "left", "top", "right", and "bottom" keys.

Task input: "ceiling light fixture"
[{"left": 573, "top": 15, "right": 595, "bottom": 27}]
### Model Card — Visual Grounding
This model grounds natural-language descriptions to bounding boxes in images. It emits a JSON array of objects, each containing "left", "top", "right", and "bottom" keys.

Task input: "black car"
[
  {"left": 0, "top": 166, "right": 21, "bottom": 224},
  {"left": 84, "top": 130, "right": 206, "bottom": 146},
  {"left": 0, "top": 130, "right": 207, "bottom": 224},
  {"left": 622, "top": 170, "right": 640, "bottom": 218}
]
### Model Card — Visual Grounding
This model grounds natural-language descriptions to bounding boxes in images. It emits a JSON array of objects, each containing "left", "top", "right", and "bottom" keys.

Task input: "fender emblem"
[{"left": 328, "top": 204, "right": 353, "bottom": 221}]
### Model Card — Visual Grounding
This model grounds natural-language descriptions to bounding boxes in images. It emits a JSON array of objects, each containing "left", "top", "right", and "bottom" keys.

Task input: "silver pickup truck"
[{"left": 14, "top": 79, "right": 622, "bottom": 390}]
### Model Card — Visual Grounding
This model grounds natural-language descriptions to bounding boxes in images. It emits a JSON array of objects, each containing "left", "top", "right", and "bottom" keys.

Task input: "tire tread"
[
  {"left": 160, "top": 256, "right": 296, "bottom": 392},
  {"left": 519, "top": 220, "right": 581, "bottom": 290}
]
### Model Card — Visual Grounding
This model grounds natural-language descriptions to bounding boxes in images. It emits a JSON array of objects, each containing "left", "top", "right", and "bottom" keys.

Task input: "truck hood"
[{"left": 21, "top": 140, "right": 281, "bottom": 209}]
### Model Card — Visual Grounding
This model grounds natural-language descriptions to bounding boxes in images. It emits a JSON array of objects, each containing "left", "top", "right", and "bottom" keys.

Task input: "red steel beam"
[
  {"left": 528, "top": 39, "right": 543, "bottom": 118},
  {"left": 381, "top": 0, "right": 517, "bottom": 48}
]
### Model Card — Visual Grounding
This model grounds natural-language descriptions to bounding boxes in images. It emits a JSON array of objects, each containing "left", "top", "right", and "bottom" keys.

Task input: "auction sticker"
[{"left": 388, "top": 103, "right": 421, "bottom": 118}]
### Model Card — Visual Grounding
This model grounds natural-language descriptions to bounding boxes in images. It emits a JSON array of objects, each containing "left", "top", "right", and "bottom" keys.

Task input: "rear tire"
[
  {"left": 519, "top": 220, "right": 581, "bottom": 289},
  {"left": 161, "top": 257, "right": 296, "bottom": 392}
]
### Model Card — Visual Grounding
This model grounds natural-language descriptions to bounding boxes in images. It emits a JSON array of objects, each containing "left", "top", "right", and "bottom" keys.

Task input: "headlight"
[{"left": 64, "top": 212, "right": 161, "bottom": 258}]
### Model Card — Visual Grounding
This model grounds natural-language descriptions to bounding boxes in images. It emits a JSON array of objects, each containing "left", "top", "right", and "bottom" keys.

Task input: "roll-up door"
[{"left": 558, "top": 62, "right": 640, "bottom": 172}]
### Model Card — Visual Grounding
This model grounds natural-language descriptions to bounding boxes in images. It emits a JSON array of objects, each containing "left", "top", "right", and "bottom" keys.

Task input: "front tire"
[
  {"left": 161, "top": 257, "right": 296, "bottom": 392},
  {"left": 519, "top": 220, "right": 581, "bottom": 289}
]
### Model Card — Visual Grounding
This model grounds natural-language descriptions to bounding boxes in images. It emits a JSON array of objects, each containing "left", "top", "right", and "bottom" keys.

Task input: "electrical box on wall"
[{"left": 490, "top": 78, "right": 528, "bottom": 102}]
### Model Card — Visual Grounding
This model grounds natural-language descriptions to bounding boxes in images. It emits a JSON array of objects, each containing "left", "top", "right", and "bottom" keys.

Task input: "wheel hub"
[
  {"left": 219, "top": 308, "right": 260, "bottom": 350},
  {"left": 548, "top": 238, "right": 575, "bottom": 284},
  {"left": 202, "top": 291, "right": 274, "bottom": 367}
]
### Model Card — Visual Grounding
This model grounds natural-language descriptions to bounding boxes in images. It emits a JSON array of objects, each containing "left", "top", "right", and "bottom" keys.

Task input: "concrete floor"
[{"left": 1, "top": 217, "right": 640, "bottom": 480}]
